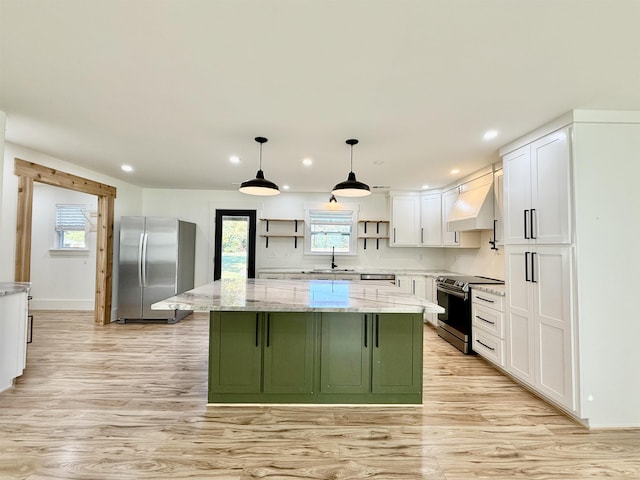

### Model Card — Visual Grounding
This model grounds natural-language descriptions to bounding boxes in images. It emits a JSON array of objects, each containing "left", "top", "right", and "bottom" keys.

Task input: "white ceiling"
[{"left": 1, "top": 1, "right": 639, "bottom": 192}]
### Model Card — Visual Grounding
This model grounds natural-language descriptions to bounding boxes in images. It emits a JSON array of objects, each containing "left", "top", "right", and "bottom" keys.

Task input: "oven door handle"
[{"left": 437, "top": 284, "right": 467, "bottom": 299}]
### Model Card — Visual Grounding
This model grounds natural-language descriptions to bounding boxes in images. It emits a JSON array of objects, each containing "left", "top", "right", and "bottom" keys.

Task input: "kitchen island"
[{"left": 153, "top": 278, "right": 443, "bottom": 404}]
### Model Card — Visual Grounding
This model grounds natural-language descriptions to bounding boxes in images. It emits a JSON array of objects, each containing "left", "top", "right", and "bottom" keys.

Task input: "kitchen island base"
[{"left": 208, "top": 311, "right": 423, "bottom": 404}]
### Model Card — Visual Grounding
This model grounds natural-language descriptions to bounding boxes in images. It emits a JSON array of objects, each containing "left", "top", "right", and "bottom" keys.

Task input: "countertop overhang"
[
  {"left": 0, "top": 282, "right": 31, "bottom": 296},
  {"left": 152, "top": 278, "right": 444, "bottom": 314}
]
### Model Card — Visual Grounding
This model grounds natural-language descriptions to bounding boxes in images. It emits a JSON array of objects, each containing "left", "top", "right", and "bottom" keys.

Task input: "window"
[
  {"left": 307, "top": 209, "right": 354, "bottom": 254},
  {"left": 55, "top": 204, "right": 87, "bottom": 249}
]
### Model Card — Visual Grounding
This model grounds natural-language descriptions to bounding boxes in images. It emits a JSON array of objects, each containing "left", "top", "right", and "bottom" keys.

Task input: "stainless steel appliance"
[
  {"left": 359, "top": 273, "right": 396, "bottom": 285},
  {"left": 117, "top": 217, "right": 196, "bottom": 323},
  {"left": 436, "top": 275, "right": 504, "bottom": 353}
]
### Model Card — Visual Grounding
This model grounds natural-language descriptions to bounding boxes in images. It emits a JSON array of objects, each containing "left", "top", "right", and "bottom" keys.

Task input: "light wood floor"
[{"left": 1, "top": 312, "right": 638, "bottom": 479}]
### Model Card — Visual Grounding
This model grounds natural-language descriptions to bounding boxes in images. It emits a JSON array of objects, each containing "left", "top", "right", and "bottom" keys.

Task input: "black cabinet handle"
[
  {"left": 393, "top": 228, "right": 396, "bottom": 243},
  {"left": 476, "top": 315, "right": 495, "bottom": 325},
  {"left": 364, "top": 315, "right": 368, "bottom": 348},
  {"left": 525, "top": 251, "right": 531, "bottom": 282},
  {"left": 375, "top": 314, "right": 380, "bottom": 348},
  {"left": 474, "top": 295, "right": 495, "bottom": 304},
  {"left": 421, "top": 227, "right": 424, "bottom": 244},
  {"left": 524, "top": 209, "right": 530, "bottom": 239},
  {"left": 454, "top": 231, "right": 458, "bottom": 243},
  {"left": 255, "top": 313, "right": 259, "bottom": 347},
  {"left": 531, "top": 252, "right": 537, "bottom": 283},
  {"left": 476, "top": 339, "right": 495, "bottom": 351},
  {"left": 266, "top": 314, "right": 271, "bottom": 347},
  {"left": 530, "top": 209, "right": 537, "bottom": 239}
]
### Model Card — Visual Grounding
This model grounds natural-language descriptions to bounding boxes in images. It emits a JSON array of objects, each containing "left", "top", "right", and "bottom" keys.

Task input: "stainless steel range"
[{"left": 436, "top": 275, "right": 504, "bottom": 354}]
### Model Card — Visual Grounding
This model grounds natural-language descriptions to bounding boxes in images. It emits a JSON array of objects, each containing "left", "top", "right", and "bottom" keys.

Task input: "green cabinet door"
[
  {"left": 262, "top": 312, "right": 315, "bottom": 394},
  {"left": 320, "top": 313, "right": 370, "bottom": 394},
  {"left": 209, "top": 312, "right": 262, "bottom": 394},
  {"left": 371, "top": 313, "right": 423, "bottom": 394}
]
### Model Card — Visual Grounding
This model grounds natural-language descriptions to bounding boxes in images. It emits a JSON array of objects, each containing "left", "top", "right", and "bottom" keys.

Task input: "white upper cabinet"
[
  {"left": 389, "top": 194, "right": 421, "bottom": 246},
  {"left": 420, "top": 193, "right": 442, "bottom": 246},
  {"left": 441, "top": 188, "right": 459, "bottom": 246},
  {"left": 503, "top": 128, "right": 571, "bottom": 245}
]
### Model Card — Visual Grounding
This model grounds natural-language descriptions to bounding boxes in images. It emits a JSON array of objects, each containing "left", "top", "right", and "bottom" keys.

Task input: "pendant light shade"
[
  {"left": 331, "top": 139, "right": 371, "bottom": 197},
  {"left": 239, "top": 137, "right": 280, "bottom": 196}
]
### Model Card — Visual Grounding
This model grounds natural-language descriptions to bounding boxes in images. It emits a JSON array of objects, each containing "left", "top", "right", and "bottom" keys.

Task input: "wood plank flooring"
[{"left": 0, "top": 311, "right": 638, "bottom": 479}]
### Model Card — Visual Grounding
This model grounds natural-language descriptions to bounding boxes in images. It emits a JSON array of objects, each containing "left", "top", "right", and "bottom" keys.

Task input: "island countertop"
[{"left": 152, "top": 278, "right": 444, "bottom": 314}]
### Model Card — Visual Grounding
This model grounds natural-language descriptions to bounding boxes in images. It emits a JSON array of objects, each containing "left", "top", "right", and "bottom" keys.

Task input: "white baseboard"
[{"left": 29, "top": 299, "right": 95, "bottom": 310}]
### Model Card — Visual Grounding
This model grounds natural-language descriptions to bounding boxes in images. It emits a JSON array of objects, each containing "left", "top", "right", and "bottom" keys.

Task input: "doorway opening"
[{"left": 213, "top": 210, "right": 256, "bottom": 281}]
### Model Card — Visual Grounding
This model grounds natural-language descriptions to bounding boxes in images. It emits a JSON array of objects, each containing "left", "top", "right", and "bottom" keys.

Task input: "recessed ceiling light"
[
  {"left": 373, "top": 160, "right": 384, "bottom": 165},
  {"left": 229, "top": 155, "right": 240, "bottom": 164},
  {"left": 421, "top": 184, "right": 430, "bottom": 189},
  {"left": 121, "top": 164, "right": 134, "bottom": 173},
  {"left": 451, "top": 168, "right": 460, "bottom": 174},
  {"left": 483, "top": 129, "right": 498, "bottom": 141},
  {"left": 302, "top": 158, "right": 313, "bottom": 167},
  {"left": 282, "top": 184, "right": 290, "bottom": 190}
]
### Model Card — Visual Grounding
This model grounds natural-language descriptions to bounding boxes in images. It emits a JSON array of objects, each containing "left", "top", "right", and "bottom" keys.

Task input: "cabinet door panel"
[
  {"left": 420, "top": 194, "right": 442, "bottom": 246},
  {"left": 372, "top": 313, "right": 422, "bottom": 394},
  {"left": 263, "top": 313, "right": 315, "bottom": 394},
  {"left": 505, "top": 247, "right": 535, "bottom": 384},
  {"left": 503, "top": 146, "right": 532, "bottom": 244},
  {"left": 530, "top": 130, "right": 571, "bottom": 244},
  {"left": 534, "top": 246, "right": 575, "bottom": 409},
  {"left": 320, "top": 313, "right": 370, "bottom": 394},
  {"left": 441, "top": 188, "right": 459, "bottom": 245},
  {"left": 209, "top": 312, "right": 261, "bottom": 394},
  {"left": 390, "top": 195, "right": 420, "bottom": 246}
]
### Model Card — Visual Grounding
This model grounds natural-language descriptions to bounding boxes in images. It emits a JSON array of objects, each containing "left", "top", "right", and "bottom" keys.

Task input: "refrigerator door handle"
[
  {"left": 141, "top": 233, "right": 149, "bottom": 287},
  {"left": 137, "top": 233, "right": 145, "bottom": 288}
]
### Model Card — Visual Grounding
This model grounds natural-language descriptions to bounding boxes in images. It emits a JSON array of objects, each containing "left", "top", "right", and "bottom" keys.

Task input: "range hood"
[{"left": 446, "top": 182, "right": 494, "bottom": 232}]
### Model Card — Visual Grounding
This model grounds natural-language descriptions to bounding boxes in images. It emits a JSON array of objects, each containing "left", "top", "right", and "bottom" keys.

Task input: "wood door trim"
[{"left": 13, "top": 158, "right": 117, "bottom": 325}]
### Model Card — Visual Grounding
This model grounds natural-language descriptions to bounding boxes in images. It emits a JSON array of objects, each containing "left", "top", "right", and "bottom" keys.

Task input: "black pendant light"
[
  {"left": 239, "top": 137, "right": 280, "bottom": 196},
  {"left": 331, "top": 138, "right": 371, "bottom": 197}
]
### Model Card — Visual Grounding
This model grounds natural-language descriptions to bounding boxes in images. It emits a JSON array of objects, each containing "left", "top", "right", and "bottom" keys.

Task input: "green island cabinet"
[{"left": 208, "top": 311, "right": 423, "bottom": 404}]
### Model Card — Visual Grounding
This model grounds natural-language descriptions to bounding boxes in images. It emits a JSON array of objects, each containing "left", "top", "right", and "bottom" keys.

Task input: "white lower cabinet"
[
  {"left": 259, "top": 273, "right": 285, "bottom": 280},
  {"left": 505, "top": 245, "right": 575, "bottom": 412},
  {"left": 423, "top": 276, "right": 438, "bottom": 326},
  {"left": 471, "top": 289, "right": 505, "bottom": 366},
  {"left": 0, "top": 291, "right": 29, "bottom": 392}
]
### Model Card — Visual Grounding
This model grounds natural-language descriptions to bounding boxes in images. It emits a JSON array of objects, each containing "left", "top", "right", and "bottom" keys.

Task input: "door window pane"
[{"left": 221, "top": 216, "right": 249, "bottom": 279}]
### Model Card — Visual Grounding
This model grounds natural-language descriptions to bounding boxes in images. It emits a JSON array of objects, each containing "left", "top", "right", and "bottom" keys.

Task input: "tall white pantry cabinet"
[{"left": 501, "top": 110, "right": 640, "bottom": 428}]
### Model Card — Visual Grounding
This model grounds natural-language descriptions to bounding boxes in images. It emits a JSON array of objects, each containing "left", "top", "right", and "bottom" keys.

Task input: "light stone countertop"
[
  {"left": 0, "top": 282, "right": 31, "bottom": 296},
  {"left": 152, "top": 278, "right": 444, "bottom": 314},
  {"left": 471, "top": 284, "right": 506, "bottom": 296},
  {"left": 258, "top": 268, "right": 456, "bottom": 278}
]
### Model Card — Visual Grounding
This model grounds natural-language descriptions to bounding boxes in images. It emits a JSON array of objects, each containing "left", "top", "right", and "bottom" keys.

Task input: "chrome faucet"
[{"left": 331, "top": 246, "right": 337, "bottom": 270}]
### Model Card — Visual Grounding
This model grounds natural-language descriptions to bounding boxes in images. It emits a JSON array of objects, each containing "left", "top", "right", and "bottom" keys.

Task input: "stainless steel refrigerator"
[{"left": 117, "top": 217, "right": 196, "bottom": 323}]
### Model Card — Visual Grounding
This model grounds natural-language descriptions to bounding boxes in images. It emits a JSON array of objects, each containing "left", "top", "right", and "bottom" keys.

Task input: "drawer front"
[
  {"left": 472, "top": 303, "right": 504, "bottom": 338},
  {"left": 471, "top": 290, "right": 504, "bottom": 311},
  {"left": 472, "top": 329, "right": 504, "bottom": 367}
]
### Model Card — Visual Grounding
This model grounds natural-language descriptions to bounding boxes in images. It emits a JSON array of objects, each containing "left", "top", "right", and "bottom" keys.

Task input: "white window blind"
[
  {"left": 55, "top": 204, "right": 87, "bottom": 231},
  {"left": 308, "top": 209, "right": 353, "bottom": 253}
]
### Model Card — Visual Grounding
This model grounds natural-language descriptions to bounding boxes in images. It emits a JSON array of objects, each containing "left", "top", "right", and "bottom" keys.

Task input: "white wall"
[
  {"left": 141, "top": 189, "right": 450, "bottom": 285},
  {"left": 0, "top": 143, "right": 144, "bottom": 318},
  {"left": 1, "top": 141, "right": 502, "bottom": 312},
  {"left": 572, "top": 121, "right": 640, "bottom": 427},
  {"left": 444, "top": 230, "right": 505, "bottom": 279},
  {"left": 0, "top": 111, "right": 5, "bottom": 224},
  {"left": 30, "top": 184, "right": 97, "bottom": 310}
]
